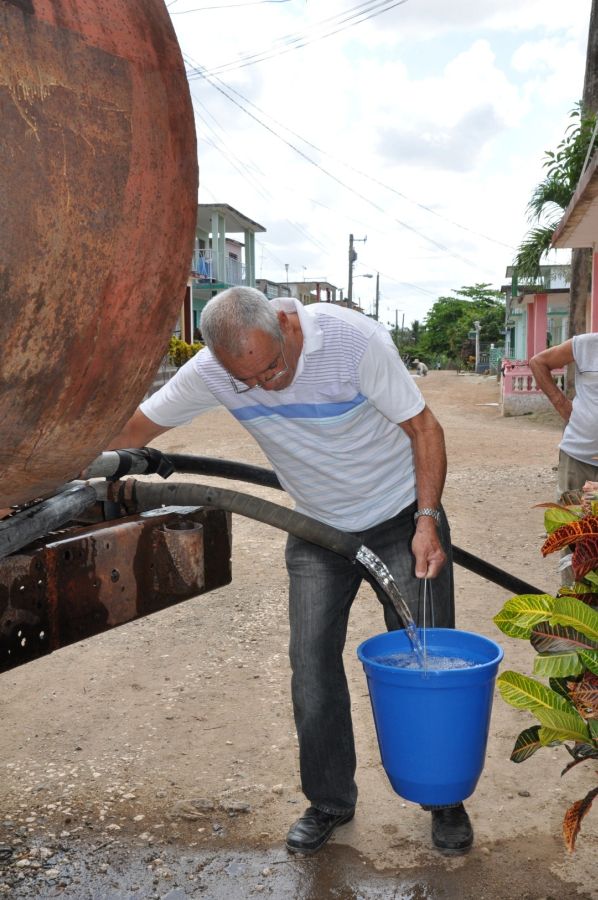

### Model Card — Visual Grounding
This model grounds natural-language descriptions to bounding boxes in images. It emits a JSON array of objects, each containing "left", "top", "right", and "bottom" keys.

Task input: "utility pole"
[
  {"left": 347, "top": 233, "right": 366, "bottom": 307},
  {"left": 474, "top": 320, "right": 481, "bottom": 373},
  {"left": 374, "top": 272, "right": 380, "bottom": 321}
]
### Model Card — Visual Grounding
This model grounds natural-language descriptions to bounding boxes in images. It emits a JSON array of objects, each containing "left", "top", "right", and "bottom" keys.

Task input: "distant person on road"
[
  {"left": 107, "top": 287, "right": 472, "bottom": 857},
  {"left": 530, "top": 334, "right": 598, "bottom": 497},
  {"left": 412, "top": 358, "right": 428, "bottom": 377}
]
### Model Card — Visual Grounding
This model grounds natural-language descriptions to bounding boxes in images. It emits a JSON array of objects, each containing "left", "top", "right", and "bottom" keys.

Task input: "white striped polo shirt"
[{"left": 141, "top": 300, "right": 424, "bottom": 531}]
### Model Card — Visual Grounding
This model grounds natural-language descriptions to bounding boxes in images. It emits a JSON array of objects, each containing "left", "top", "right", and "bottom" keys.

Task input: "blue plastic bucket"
[{"left": 357, "top": 628, "right": 503, "bottom": 806}]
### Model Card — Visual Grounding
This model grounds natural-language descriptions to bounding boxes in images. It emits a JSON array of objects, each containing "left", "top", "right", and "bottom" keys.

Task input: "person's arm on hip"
[{"left": 529, "top": 340, "right": 574, "bottom": 423}]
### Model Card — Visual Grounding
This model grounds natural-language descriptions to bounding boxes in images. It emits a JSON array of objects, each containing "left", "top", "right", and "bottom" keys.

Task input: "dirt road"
[{"left": 0, "top": 371, "right": 596, "bottom": 899}]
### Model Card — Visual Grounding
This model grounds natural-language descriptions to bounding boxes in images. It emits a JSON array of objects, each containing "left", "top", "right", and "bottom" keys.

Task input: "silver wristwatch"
[{"left": 414, "top": 507, "right": 441, "bottom": 525}]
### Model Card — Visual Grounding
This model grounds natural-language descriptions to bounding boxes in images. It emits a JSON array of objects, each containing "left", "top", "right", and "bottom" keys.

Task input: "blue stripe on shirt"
[{"left": 231, "top": 394, "right": 368, "bottom": 422}]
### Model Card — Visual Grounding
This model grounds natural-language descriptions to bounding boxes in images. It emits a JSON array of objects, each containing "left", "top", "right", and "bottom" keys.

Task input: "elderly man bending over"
[{"left": 108, "top": 287, "right": 472, "bottom": 855}]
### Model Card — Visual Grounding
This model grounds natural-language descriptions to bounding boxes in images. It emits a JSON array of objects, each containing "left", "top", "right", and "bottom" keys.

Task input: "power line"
[
  {"left": 190, "top": 65, "right": 513, "bottom": 251},
  {"left": 187, "top": 65, "right": 330, "bottom": 255},
  {"left": 172, "top": 0, "right": 292, "bottom": 12},
  {"left": 187, "top": 0, "right": 408, "bottom": 79}
]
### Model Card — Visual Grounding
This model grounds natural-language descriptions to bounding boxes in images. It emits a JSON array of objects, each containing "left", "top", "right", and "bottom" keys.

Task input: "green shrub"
[{"left": 168, "top": 336, "right": 203, "bottom": 368}]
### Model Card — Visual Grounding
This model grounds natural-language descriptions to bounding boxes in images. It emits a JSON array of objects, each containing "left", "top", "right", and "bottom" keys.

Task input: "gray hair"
[{"left": 200, "top": 287, "right": 283, "bottom": 355}]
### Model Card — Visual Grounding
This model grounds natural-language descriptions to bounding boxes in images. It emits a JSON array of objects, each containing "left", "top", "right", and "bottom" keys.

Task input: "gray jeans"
[{"left": 285, "top": 502, "right": 454, "bottom": 814}]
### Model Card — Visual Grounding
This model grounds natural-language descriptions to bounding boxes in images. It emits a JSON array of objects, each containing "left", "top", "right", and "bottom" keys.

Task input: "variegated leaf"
[
  {"left": 493, "top": 608, "right": 534, "bottom": 639},
  {"left": 558, "top": 491, "right": 584, "bottom": 507},
  {"left": 494, "top": 595, "right": 555, "bottom": 638},
  {"left": 572, "top": 539, "right": 598, "bottom": 580},
  {"left": 563, "top": 787, "right": 598, "bottom": 853},
  {"left": 550, "top": 597, "right": 598, "bottom": 641},
  {"left": 581, "top": 568, "right": 598, "bottom": 587},
  {"left": 510, "top": 726, "right": 542, "bottom": 762},
  {"left": 541, "top": 516, "right": 598, "bottom": 556},
  {"left": 579, "top": 650, "right": 598, "bottom": 675},
  {"left": 542, "top": 505, "right": 582, "bottom": 534},
  {"left": 538, "top": 727, "right": 567, "bottom": 746},
  {"left": 530, "top": 621, "right": 598, "bottom": 654},
  {"left": 567, "top": 672, "right": 598, "bottom": 720},
  {"left": 550, "top": 677, "right": 576, "bottom": 702},
  {"left": 557, "top": 585, "right": 598, "bottom": 609},
  {"left": 497, "top": 671, "right": 573, "bottom": 713},
  {"left": 532, "top": 707, "right": 590, "bottom": 742},
  {"left": 533, "top": 652, "right": 583, "bottom": 678}
]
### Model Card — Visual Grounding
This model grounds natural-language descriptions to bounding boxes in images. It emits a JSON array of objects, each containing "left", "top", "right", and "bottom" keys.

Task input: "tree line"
[{"left": 391, "top": 284, "right": 505, "bottom": 370}]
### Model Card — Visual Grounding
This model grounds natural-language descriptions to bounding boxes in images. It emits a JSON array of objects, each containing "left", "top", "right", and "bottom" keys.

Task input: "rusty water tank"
[{"left": 0, "top": 0, "right": 198, "bottom": 507}]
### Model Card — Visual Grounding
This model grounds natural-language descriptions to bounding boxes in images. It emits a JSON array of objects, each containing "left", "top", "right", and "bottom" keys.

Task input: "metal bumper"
[{"left": 0, "top": 506, "right": 231, "bottom": 673}]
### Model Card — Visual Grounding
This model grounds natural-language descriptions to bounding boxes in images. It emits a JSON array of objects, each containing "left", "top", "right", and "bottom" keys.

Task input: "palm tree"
[{"left": 513, "top": 103, "right": 597, "bottom": 282}]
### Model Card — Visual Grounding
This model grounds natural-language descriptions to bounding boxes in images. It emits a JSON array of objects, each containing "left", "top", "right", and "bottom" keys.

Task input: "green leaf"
[
  {"left": 493, "top": 608, "right": 534, "bottom": 639},
  {"left": 497, "top": 670, "right": 572, "bottom": 713},
  {"left": 544, "top": 507, "right": 581, "bottom": 534},
  {"left": 589, "top": 719, "right": 598, "bottom": 741},
  {"left": 532, "top": 707, "right": 590, "bottom": 742},
  {"left": 550, "top": 596, "right": 598, "bottom": 641},
  {"left": 500, "top": 595, "right": 556, "bottom": 616},
  {"left": 579, "top": 650, "right": 598, "bottom": 675},
  {"left": 538, "top": 727, "right": 567, "bottom": 746},
  {"left": 533, "top": 652, "right": 583, "bottom": 678},
  {"left": 494, "top": 595, "right": 555, "bottom": 638},
  {"left": 510, "top": 726, "right": 542, "bottom": 762},
  {"left": 582, "top": 569, "right": 598, "bottom": 587}
]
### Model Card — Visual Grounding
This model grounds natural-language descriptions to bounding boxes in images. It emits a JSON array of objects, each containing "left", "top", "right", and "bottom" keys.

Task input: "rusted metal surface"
[
  {"left": 0, "top": 507, "right": 231, "bottom": 672},
  {"left": 0, "top": 0, "right": 198, "bottom": 507}
]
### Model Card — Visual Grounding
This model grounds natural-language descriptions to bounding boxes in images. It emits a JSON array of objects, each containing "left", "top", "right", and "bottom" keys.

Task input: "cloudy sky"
[{"left": 167, "top": 0, "right": 593, "bottom": 328}]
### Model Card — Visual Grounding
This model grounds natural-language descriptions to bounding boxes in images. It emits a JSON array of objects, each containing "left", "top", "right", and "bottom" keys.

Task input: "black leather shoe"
[
  {"left": 431, "top": 803, "right": 473, "bottom": 852},
  {"left": 285, "top": 806, "right": 355, "bottom": 855}
]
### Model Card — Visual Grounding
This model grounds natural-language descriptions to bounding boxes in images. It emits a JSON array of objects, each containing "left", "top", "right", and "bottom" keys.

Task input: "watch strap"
[{"left": 414, "top": 507, "right": 441, "bottom": 525}]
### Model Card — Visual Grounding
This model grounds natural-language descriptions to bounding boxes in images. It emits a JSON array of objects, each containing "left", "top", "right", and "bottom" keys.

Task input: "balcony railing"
[{"left": 191, "top": 249, "right": 246, "bottom": 286}]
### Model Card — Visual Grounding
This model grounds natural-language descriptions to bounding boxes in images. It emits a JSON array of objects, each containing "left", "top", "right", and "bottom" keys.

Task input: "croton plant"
[{"left": 493, "top": 484, "right": 598, "bottom": 852}]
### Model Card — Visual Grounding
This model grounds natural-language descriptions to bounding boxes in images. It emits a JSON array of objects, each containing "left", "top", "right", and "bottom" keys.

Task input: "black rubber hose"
[
  {"left": 165, "top": 453, "right": 282, "bottom": 490},
  {"left": 0, "top": 483, "right": 97, "bottom": 561},
  {"left": 451, "top": 545, "right": 542, "bottom": 596},
  {"left": 101, "top": 480, "right": 363, "bottom": 562},
  {"left": 163, "top": 454, "right": 545, "bottom": 595}
]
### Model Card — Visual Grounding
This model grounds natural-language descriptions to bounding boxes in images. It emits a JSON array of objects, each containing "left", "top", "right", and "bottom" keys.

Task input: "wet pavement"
[{"left": 1, "top": 832, "right": 595, "bottom": 900}]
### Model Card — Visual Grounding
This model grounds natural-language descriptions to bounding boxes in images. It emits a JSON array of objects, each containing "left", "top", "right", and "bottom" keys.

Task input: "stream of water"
[{"left": 356, "top": 544, "right": 426, "bottom": 668}]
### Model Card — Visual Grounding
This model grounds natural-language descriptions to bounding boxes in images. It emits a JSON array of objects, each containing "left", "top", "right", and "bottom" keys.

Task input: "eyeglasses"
[{"left": 228, "top": 343, "right": 289, "bottom": 393}]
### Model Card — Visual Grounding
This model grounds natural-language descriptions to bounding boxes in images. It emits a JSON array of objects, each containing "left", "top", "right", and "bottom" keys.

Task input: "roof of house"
[
  {"left": 197, "top": 203, "right": 266, "bottom": 234},
  {"left": 552, "top": 153, "right": 598, "bottom": 249}
]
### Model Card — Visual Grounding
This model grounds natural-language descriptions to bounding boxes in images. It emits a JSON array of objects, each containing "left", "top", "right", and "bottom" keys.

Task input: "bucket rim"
[{"left": 357, "top": 627, "right": 504, "bottom": 675}]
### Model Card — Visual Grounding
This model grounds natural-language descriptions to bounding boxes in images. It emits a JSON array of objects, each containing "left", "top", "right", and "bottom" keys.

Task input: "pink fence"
[{"left": 502, "top": 360, "right": 565, "bottom": 396}]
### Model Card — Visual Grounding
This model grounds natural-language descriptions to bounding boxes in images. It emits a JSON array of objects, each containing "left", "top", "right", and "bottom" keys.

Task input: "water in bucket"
[{"left": 357, "top": 629, "right": 503, "bottom": 805}]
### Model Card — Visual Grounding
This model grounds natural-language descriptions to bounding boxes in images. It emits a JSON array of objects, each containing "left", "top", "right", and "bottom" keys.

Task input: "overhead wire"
[
  {"left": 172, "top": 0, "right": 292, "bottom": 12},
  {"left": 190, "top": 60, "right": 513, "bottom": 251},
  {"left": 187, "top": 0, "right": 409, "bottom": 79},
  {"left": 187, "top": 58, "right": 330, "bottom": 255}
]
